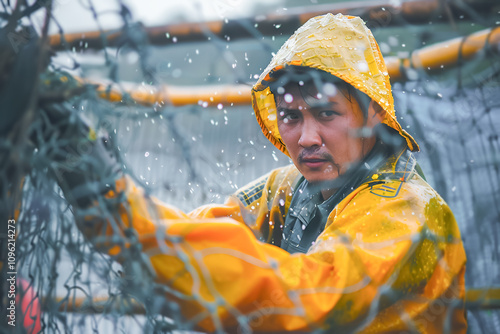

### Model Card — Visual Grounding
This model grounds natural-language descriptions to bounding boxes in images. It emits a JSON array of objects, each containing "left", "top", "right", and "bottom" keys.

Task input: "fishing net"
[{"left": 1, "top": 0, "right": 499, "bottom": 333}]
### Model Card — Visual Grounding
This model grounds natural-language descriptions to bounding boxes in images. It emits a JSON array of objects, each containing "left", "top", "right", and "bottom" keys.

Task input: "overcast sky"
[{"left": 45, "top": 0, "right": 285, "bottom": 34}]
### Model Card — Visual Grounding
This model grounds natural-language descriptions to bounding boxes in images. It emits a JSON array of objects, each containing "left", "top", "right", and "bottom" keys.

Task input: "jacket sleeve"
[{"left": 74, "top": 172, "right": 466, "bottom": 333}]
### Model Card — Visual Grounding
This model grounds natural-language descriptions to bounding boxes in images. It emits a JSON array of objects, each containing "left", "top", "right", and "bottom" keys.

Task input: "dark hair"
[{"left": 263, "top": 66, "right": 372, "bottom": 122}]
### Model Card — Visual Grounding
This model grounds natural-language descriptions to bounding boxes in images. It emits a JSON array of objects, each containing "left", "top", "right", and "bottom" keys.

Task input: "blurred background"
[{"left": 1, "top": 0, "right": 499, "bottom": 333}]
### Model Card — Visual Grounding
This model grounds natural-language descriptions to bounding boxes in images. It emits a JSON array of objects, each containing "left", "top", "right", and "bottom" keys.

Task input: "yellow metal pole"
[
  {"left": 83, "top": 27, "right": 499, "bottom": 107},
  {"left": 94, "top": 82, "right": 252, "bottom": 107},
  {"left": 385, "top": 27, "right": 500, "bottom": 81}
]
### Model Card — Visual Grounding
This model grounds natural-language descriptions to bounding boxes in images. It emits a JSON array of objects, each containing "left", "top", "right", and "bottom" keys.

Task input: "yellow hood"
[{"left": 251, "top": 13, "right": 419, "bottom": 155}]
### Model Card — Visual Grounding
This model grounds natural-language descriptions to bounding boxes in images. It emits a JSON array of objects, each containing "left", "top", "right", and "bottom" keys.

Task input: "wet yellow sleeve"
[{"left": 77, "top": 175, "right": 466, "bottom": 333}]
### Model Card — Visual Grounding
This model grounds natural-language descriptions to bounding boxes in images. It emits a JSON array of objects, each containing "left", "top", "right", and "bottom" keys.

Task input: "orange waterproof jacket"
[
  {"left": 77, "top": 13, "right": 467, "bottom": 333},
  {"left": 81, "top": 152, "right": 467, "bottom": 333}
]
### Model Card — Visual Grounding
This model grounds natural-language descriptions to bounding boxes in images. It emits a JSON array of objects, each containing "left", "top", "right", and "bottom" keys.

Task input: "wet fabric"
[
  {"left": 76, "top": 148, "right": 467, "bottom": 333},
  {"left": 281, "top": 178, "right": 328, "bottom": 253}
]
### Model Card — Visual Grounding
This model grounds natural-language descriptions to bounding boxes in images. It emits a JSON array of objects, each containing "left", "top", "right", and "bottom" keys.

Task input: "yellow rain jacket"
[{"left": 78, "top": 13, "right": 467, "bottom": 333}]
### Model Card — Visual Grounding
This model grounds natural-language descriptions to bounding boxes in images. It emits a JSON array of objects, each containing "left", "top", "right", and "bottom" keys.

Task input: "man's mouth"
[{"left": 300, "top": 157, "right": 329, "bottom": 169}]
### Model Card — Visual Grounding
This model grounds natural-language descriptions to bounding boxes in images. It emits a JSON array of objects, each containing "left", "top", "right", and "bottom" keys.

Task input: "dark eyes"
[
  {"left": 319, "top": 110, "right": 337, "bottom": 117},
  {"left": 278, "top": 111, "right": 299, "bottom": 122},
  {"left": 277, "top": 110, "right": 339, "bottom": 123}
]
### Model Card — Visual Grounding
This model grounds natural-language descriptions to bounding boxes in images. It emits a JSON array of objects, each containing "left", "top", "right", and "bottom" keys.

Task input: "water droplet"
[
  {"left": 357, "top": 62, "right": 369, "bottom": 72},
  {"left": 272, "top": 152, "right": 279, "bottom": 161},
  {"left": 323, "top": 83, "right": 337, "bottom": 96}
]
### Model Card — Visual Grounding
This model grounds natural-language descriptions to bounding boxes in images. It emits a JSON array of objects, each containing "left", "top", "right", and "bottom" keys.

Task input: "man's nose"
[{"left": 298, "top": 120, "right": 322, "bottom": 148}]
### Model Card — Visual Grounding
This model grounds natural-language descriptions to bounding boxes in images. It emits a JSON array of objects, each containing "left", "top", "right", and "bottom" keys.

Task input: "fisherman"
[{"left": 36, "top": 13, "right": 467, "bottom": 333}]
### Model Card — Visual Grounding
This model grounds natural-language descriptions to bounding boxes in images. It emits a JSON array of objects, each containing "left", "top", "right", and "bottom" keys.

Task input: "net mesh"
[{"left": 1, "top": 0, "right": 499, "bottom": 333}]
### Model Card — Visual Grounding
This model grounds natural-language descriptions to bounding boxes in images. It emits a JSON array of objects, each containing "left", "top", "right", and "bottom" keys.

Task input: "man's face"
[{"left": 276, "top": 82, "right": 378, "bottom": 184}]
